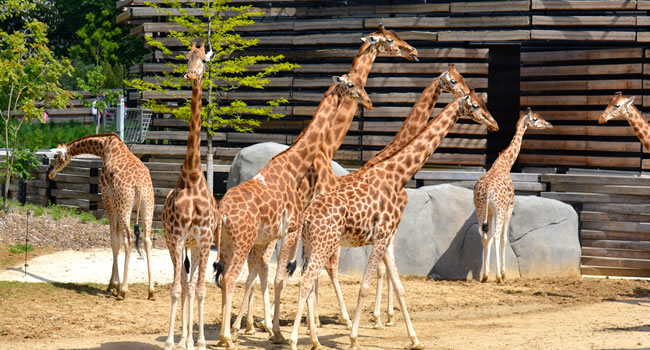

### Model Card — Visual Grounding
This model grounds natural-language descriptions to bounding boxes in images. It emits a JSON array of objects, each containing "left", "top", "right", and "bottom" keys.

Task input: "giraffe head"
[
  {"left": 361, "top": 24, "right": 418, "bottom": 61},
  {"left": 183, "top": 39, "right": 206, "bottom": 81},
  {"left": 599, "top": 92, "right": 636, "bottom": 124},
  {"left": 458, "top": 89, "right": 499, "bottom": 132},
  {"left": 521, "top": 107, "right": 552, "bottom": 130},
  {"left": 330, "top": 74, "right": 373, "bottom": 110},
  {"left": 48, "top": 144, "right": 72, "bottom": 180},
  {"left": 439, "top": 64, "right": 470, "bottom": 97}
]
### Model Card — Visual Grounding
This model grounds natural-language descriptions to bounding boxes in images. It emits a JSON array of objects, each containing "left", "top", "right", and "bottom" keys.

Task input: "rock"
[
  {"left": 226, "top": 142, "right": 349, "bottom": 189},
  {"left": 338, "top": 184, "right": 580, "bottom": 280}
]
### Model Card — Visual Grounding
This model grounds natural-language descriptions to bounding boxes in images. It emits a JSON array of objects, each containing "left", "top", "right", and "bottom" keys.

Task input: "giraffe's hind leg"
[
  {"left": 500, "top": 204, "right": 514, "bottom": 282},
  {"left": 479, "top": 208, "right": 494, "bottom": 283}
]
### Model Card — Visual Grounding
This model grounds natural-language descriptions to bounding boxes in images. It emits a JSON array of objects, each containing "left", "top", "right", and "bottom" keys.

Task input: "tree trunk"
[{"left": 207, "top": 133, "right": 214, "bottom": 193}]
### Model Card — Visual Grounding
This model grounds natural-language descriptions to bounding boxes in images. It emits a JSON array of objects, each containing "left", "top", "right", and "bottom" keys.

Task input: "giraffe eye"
[
  {"left": 615, "top": 104, "right": 621, "bottom": 108},
  {"left": 386, "top": 38, "right": 393, "bottom": 43},
  {"left": 472, "top": 104, "right": 479, "bottom": 109},
  {"left": 347, "top": 82, "right": 354, "bottom": 88},
  {"left": 450, "top": 79, "right": 457, "bottom": 84}
]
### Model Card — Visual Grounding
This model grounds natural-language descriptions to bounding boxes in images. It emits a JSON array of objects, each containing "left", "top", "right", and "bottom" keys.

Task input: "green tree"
[
  {"left": 129, "top": 0, "right": 298, "bottom": 191},
  {"left": 0, "top": 18, "right": 73, "bottom": 209}
]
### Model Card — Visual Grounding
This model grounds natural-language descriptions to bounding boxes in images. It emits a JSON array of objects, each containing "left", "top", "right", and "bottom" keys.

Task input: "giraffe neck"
[
  {"left": 66, "top": 134, "right": 113, "bottom": 160},
  {"left": 182, "top": 78, "right": 203, "bottom": 177},
  {"left": 312, "top": 46, "right": 377, "bottom": 194},
  {"left": 262, "top": 86, "right": 343, "bottom": 182},
  {"left": 492, "top": 117, "right": 527, "bottom": 172},
  {"left": 625, "top": 104, "right": 650, "bottom": 152},
  {"left": 370, "top": 98, "right": 462, "bottom": 190},
  {"left": 363, "top": 75, "right": 443, "bottom": 169}
]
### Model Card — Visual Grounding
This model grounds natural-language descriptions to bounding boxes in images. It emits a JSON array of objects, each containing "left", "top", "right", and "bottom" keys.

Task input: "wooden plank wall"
[
  {"left": 541, "top": 171, "right": 650, "bottom": 278},
  {"left": 117, "top": 0, "right": 650, "bottom": 171},
  {"left": 519, "top": 48, "right": 647, "bottom": 169}
]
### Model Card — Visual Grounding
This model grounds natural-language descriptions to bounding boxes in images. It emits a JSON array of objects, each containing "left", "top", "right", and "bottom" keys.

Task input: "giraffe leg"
[
  {"left": 500, "top": 205, "right": 514, "bottom": 282},
  {"left": 349, "top": 241, "right": 388, "bottom": 350},
  {"left": 311, "top": 278, "right": 322, "bottom": 328},
  {"left": 480, "top": 211, "right": 495, "bottom": 283},
  {"left": 143, "top": 199, "right": 155, "bottom": 300},
  {"left": 383, "top": 243, "right": 423, "bottom": 350},
  {"left": 184, "top": 246, "right": 201, "bottom": 350},
  {"left": 386, "top": 260, "right": 395, "bottom": 327},
  {"left": 195, "top": 232, "right": 211, "bottom": 350},
  {"left": 164, "top": 239, "right": 184, "bottom": 350},
  {"left": 257, "top": 244, "right": 275, "bottom": 338},
  {"left": 306, "top": 284, "right": 322, "bottom": 350},
  {"left": 233, "top": 258, "right": 257, "bottom": 336},
  {"left": 108, "top": 219, "right": 120, "bottom": 296},
  {"left": 288, "top": 246, "right": 330, "bottom": 350},
  {"left": 372, "top": 262, "right": 386, "bottom": 329},
  {"left": 179, "top": 250, "right": 189, "bottom": 348},
  {"left": 493, "top": 216, "right": 505, "bottom": 284},
  {"left": 326, "top": 248, "right": 352, "bottom": 329},
  {"left": 117, "top": 207, "right": 133, "bottom": 300},
  {"left": 219, "top": 246, "right": 250, "bottom": 349},
  {"left": 271, "top": 229, "right": 300, "bottom": 343}
]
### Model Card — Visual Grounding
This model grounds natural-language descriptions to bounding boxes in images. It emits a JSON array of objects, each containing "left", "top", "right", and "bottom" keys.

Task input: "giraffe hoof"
[
  {"left": 480, "top": 275, "right": 488, "bottom": 283},
  {"left": 245, "top": 328, "right": 256, "bottom": 336},
  {"left": 311, "top": 342, "right": 323, "bottom": 350},
  {"left": 117, "top": 291, "right": 127, "bottom": 300},
  {"left": 217, "top": 336, "right": 236, "bottom": 349},
  {"left": 386, "top": 320, "right": 396, "bottom": 327},
  {"left": 346, "top": 322, "right": 353, "bottom": 330},
  {"left": 407, "top": 341, "right": 425, "bottom": 350},
  {"left": 373, "top": 321, "right": 384, "bottom": 329},
  {"left": 270, "top": 332, "right": 286, "bottom": 344},
  {"left": 148, "top": 291, "right": 155, "bottom": 300},
  {"left": 289, "top": 339, "right": 298, "bottom": 350},
  {"left": 349, "top": 338, "right": 360, "bottom": 350},
  {"left": 254, "top": 320, "right": 267, "bottom": 331}
]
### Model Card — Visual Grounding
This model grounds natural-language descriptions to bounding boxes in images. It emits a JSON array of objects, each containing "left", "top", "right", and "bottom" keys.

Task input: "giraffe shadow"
[
  {"left": 49, "top": 282, "right": 109, "bottom": 297},
  {"left": 65, "top": 342, "right": 162, "bottom": 350}
]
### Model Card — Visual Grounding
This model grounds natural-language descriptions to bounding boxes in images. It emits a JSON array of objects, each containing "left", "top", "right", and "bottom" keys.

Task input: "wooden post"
[{"left": 487, "top": 44, "right": 521, "bottom": 169}]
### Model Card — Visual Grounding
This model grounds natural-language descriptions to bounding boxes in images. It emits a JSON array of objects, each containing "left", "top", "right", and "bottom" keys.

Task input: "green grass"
[
  {"left": 8, "top": 243, "right": 33, "bottom": 254},
  {"left": 6, "top": 199, "right": 104, "bottom": 224}
]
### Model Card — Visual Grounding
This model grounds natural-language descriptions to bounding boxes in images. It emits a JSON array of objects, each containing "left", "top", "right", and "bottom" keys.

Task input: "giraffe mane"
[{"left": 65, "top": 132, "right": 119, "bottom": 147}]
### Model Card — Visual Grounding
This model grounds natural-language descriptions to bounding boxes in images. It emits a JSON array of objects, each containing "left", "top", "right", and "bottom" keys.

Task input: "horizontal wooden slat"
[
  {"left": 532, "top": 16, "right": 637, "bottom": 27},
  {"left": 530, "top": 30, "right": 636, "bottom": 42},
  {"left": 450, "top": 1, "right": 530, "bottom": 13},
  {"left": 520, "top": 79, "right": 642, "bottom": 92},
  {"left": 582, "top": 247, "right": 650, "bottom": 260},
  {"left": 522, "top": 140, "right": 641, "bottom": 153},
  {"left": 521, "top": 64, "right": 642, "bottom": 77},
  {"left": 521, "top": 48, "right": 643, "bottom": 62},
  {"left": 437, "top": 30, "right": 530, "bottom": 42},
  {"left": 580, "top": 266, "right": 650, "bottom": 278},
  {"left": 532, "top": 0, "right": 637, "bottom": 10},
  {"left": 582, "top": 239, "right": 650, "bottom": 251},
  {"left": 581, "top": 256, "right": 650, "bottom": 270}
]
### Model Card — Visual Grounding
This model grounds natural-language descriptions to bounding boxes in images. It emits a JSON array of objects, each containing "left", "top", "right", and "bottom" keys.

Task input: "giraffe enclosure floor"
[
  {"left": 0, "top": 261, "right": 648, "bottom": 350},
  {"left": 0, "top": 212, "right": 649, "bottom": 349}
]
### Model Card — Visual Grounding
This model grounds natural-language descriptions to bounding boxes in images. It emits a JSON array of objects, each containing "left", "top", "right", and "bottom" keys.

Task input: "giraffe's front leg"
[{"left": 108, "top": 228, "right": 120, "bottom": 296}]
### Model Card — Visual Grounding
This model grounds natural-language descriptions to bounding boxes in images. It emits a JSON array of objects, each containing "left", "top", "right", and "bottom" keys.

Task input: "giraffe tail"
[
  {"left": 213, "top": 215, "right": 226, "bottom": 289},
  {"left": 133, "top": 187, "right": 142, "bottom": 257},
  {"left": 481, "top": 192, "right": 493, "bottom": 234}
]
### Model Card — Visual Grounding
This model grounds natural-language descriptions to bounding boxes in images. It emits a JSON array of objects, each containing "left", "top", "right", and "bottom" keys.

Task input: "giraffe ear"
[
  {"left": 332, "top": 76, "right": 344, "bottom": 85},
  {"left": 625, "top": 96, "right": 636, "bottom": 106},
  {"left": 360, "top": 37, "right": 367, "bottom": 43}
]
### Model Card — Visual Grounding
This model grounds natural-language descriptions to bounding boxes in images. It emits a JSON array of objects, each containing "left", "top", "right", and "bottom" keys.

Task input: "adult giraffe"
[
  {"left": 48, "top": 134, "right": 155, "bottom": 301},
  {"left": 162, "top": 39, "right": 218, "bottom": 350},
  {"left": 289, "top": 90, "right": 498, "bottom": 350},
  {"left": 214, "top": 69, "right": 373, "bottom": 348}
]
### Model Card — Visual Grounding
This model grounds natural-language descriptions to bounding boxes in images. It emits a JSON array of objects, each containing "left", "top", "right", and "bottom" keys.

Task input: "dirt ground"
[{"left": 0, "top": 211, "right": 649, "bottom": 350}]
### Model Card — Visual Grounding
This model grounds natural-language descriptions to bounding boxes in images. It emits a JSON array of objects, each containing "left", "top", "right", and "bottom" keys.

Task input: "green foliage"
[
  {"left": 68, "top": 8, "right": 121, "bottom": 66},
  {"left": 6, "top": 199, "right": 103, "bottom": 224},
  {"left": 128, "top": 0, "right": 299, "bottom": 134},
  {"left": 0, "top": 19, "right": 73, "bottom": 209},
  {"left": 0, "top": 148, "right": 38, "bottom": 184},
  {"left": 74, "top": 65, "right": 121, "bottom": 114},
  {"left": 10, "top": 120, "right": 105, "bottom": 150},
  {"left": 0, "top": 0, "right": 36, "bottom": 21},
  {"left": 9, "top": 243, "right": 33, "bottom": 254}
]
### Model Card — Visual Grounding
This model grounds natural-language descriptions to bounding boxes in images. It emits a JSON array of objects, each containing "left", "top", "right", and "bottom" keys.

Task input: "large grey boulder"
[
  {"left": 338, "top": 184, "right": 580, "bottom": 280},
  {"left": 226, "top": 142, "right": 349, "bottom": 189}
]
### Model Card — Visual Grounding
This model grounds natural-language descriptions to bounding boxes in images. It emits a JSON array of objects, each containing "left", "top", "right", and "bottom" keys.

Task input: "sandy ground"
[{"left": 0, "top": 248, "right": 649, "bottom": 350}]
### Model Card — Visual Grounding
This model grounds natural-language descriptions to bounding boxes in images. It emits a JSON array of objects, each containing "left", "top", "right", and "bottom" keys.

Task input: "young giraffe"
[
  {"left": 162, "top": 39, "right": 218, "bottom": 350},
  {"left": 599, "top": 92, "right": 648, "bottom": 149},
  {"left": 277, "top": 63, "right": 471, "bottom": 331},
  {"left": 473, "top": 108, "right": 552, "bottom": 283},
  {"left": 48, "top": 133, "right": 155, "bottom": 300},
  {"left": 288, "top": 90, "right": 498, "bottom": 350},
  {"left": 214, "top": 73, "right": 373, "bottom": 349}
]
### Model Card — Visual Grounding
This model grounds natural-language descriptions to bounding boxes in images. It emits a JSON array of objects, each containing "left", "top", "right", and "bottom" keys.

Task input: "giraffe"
[
  {"left": 473, "top": 108, "right": 552, "bottom": 283},
  {"left": 599, "top": 92, "right": 649, "bottom": 149},
  {"left": 213, "top": 72, "right": 373, "bottom": 349},
  {"left": 162, "top": 39, "right": 218, "bottom": 350},
  {"left": 48, "top": 133, "right": 155, "bottom": 300},
  {"left": 253, "top": 25, "right": 419, "bottom": 338},
  {"left": 287, "top": 90, "right": 499, "bottom": 350},
  {"left": 277, "top": 63, "right": 472, "bottom": 331}
]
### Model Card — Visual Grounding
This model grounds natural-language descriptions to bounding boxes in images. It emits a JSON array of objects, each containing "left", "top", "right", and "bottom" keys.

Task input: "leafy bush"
[
  {"left": 14, "top": 120, "right": 106, "bottom": 150},
  {"left": 9, "top": 243, "right": 33, "bottom": 254}
]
